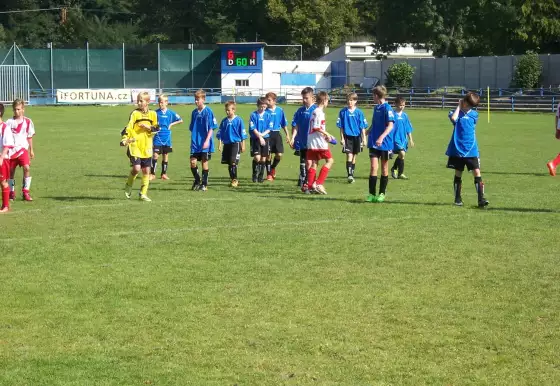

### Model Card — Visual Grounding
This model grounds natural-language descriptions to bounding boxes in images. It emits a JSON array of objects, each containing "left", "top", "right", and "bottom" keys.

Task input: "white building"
[{"left": 320, "top": 42, "right": 433, "bottom": 62}]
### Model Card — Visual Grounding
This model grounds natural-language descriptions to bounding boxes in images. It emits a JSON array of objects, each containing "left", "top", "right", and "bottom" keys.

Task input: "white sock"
[
  {"left": 8, "top": 179, "right": 14, "bottom": 192},
  {"left": 23, "top": 176, "right": 32, "bottom": 190}
]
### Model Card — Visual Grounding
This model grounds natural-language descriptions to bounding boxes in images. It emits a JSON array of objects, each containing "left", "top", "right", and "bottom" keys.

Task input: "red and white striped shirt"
[
  {"left": 0, "top": 121, "right": 15, "bottom": 154},
  {"left": 6, "top": 117, "right": 34, "bottom": 159}
]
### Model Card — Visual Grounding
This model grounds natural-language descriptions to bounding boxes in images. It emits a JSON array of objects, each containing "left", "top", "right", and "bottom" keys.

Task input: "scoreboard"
[
  {"left": 226, "top": 50, "right": 257, "bottom": 67},
  {"left": 219, "top": 43, "right": 265, "bottom": 73}
]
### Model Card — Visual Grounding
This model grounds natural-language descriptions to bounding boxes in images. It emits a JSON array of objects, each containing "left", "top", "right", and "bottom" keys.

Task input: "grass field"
[{"left": 1, "top": 103, "right": 559, "bottom": 385}]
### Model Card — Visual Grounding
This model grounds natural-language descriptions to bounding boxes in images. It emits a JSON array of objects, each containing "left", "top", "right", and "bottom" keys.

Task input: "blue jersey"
[
  {"left": 249, "top": 110, "right": 273, "bottom": 139},
  {"left": 393, "top": 111, "right": 413, "bottom": 151},
  {"left": 267, "top": 106, "right": 288, "bottom": 132},
  {"left": 189, "top": 106, "right": 218, "bottom": 154},
  {"left": 216, "top": 116, "right": 247, "bottom": 145},
  {"left": 153, "top": 108, "right": 182, "bottom": 146},
  {"left": 446, "top": 109, "right": 479, "bottom": 158},
  {"left": 336, "top": 107, "right": 368, "bottom": 136},
  {"left": 367, "top": 102, "right": 395, "bottom": 151},
  {"left": 291, "top": 104, "right": 317, "bottom": 150}
]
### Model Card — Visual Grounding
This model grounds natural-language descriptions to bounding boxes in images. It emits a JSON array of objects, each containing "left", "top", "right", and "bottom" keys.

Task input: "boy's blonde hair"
[
  {"left": 346, "top": 92, "right": 358, "bottom": 102},
  {"left": 225, "top": 100, "right": 236, "bottom": 110},
  {"left": 316, "top": 91, "right": 329, "bottom": 105},
  {"left": 137, "top": 91, "right": 150, "bottom": 102},
  {"left": 265, "top": 91, "right": 277, "bottom": 100},
  {"left": 464, "top": 92, "right": 480, "bottom": 108},
  {"left": 195, "top": 89, "right": 206, "bottom": 100},
  {"left": 372, "top": 85, "right": 387, "bottom": 99},
  {"left": 12, "top": 99, "right": 25, "bottom": 108},
  {"left": 158, "top": 94, "right": 168, "bottom": 102}
]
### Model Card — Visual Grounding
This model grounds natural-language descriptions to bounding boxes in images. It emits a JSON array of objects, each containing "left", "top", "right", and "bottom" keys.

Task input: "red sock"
[
  {"left": 2, "top": 187, "right": 9, "bottom": 209},
  {"left": 317, "top": 166, "right": 330, "bottom": 185},
  {"left": 553, "top": 153, "right": 560, "bottom": 167},
  {"left": 307, "top": 168, "right": 317, "bottom": 187}
]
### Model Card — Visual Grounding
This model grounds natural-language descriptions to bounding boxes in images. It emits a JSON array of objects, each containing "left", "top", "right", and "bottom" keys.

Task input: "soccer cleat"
[
  {"left": 124, "top": 184, "right": 132, "bottom": 199},
  {"left": 391, "top": 169, "right": 398, "bottom": 179},
  {"left": 139, "top": 194, "right": 152, "bottom": 202},
  {"left": 376, "top": 193, "right": 386, "bottom": 203},
  {"left": 252, "top": 175, "right": 258, "bottom": 183},
  {"left": 547, "top": 162, "right": 556, "bottom": 176},
  {"left": 271, "top": 168, "right": 276, "bottom": 179},
  {"left": 266, "top": 174, "right": 274, "bottom": 181},
  {"left": 398, "top": 174, "right": 409, "bottom": 180},
  {"left": 301, "top": 183, "right": 309, "bottom": 193},
  {"left": 9, "top": 191, "right": 15, "bottom": 201},
  {"left": 478, "top": 198, "right": 489, "bottom": 208},
  {"left": 161, "top": 174, "right": 170, "bottom": 180},
  {"left": 199, "top": 185, "right": 208, "bottom": 192},
  {"left": 22, "top": 191, "right": 33, "bottom": 201},
  {"left": 0, "top": 206, "right": 9, "bottom": 213},
  {"left": 315, "top": 184, "right": 327, "bottom": 195},
  {"left": 230, "top": 179, "right": 239, "bottom": 187},
  {"left": 454, "top": 199, "right": 464, "bottom": 206},
  {"left": 149, "top": 174, "right": 156, "bottom": 181},
  {"left": 347, "top": 175, "right": 355, "bottom": 184},
  {"left": 366, "top": 194, "right": 377, "bottom": 203},
  {"left": 296, "top": 180, "right": 302, "bottom": 187},
  {"left": 191, "top": 181, "right": 200, "bottom": 191}
]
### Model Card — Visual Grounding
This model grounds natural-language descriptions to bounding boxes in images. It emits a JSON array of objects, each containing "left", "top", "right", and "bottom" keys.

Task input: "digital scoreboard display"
[{"left": 226, "top": 50, "right": 257, "bottom": 67}]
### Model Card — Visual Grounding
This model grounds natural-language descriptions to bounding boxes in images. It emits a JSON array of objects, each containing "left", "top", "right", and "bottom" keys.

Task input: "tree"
[
  {"left": 385, "top": 62, "right": 415, "bottom": 87},
  {"left": 511, "top": 51, "right": 542, "bottom": 88}
]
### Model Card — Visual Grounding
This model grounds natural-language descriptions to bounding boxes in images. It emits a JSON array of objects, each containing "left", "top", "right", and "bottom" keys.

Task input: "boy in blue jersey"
[
  {"left": 189, "top": 89, "right": 218, "bottom": 191},
  {"left": 390, "top": 96, "right": 415, "bottom": 180},
  {"left": 290, "top": 87, "right": 316, "bottom": 192},
  {"left": 249, "top": 97, "right": 273, "bottom": 183},
  {"left": 447, "top": 92, "right": 489, "bottom": 207},
  {"left": 150, "top": 94, "right": 183, "bottom": 180},
  {"left": 265, "top": 92, "right": 290, "bottom": 181},
  {"left": 217, "top": 101, "right": 247, "bottom": 187},
  {"left": 337, "top": 92, "right": 368, "bottom": 183},
  {"left": 366, "top": 86, "right": 395, "bottom": 203}
]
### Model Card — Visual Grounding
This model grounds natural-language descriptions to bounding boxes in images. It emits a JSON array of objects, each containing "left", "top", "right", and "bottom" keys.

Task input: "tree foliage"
[
  {"left": 511, "top": 51, "right": 543, "bottom": 88},
  {"left": 385, "top": 62, "right": 415, "bottom": 88}
]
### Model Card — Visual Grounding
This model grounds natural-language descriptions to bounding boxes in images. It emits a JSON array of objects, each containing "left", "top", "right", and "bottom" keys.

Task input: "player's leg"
[
  {"left": 454, "top": 169, "right": 464, "bottom": 206},
  {"left": 299, "top": 150, "right": 308, "bottom": 189},
  {"left": 139, "top": 161, "right": 152, "bottom": 201},
  {"left": 377, "top": 156, "right": 390, "bottom": 202},
  {"left": 315, "top": 152, "right": 334, "bottom": 195},
  {"left": 547, "top": 152, "right": 560, "bottom": 176},
  {"left": 8, "top": 160, "right": 17, "bottom": 201},
  {"left": 472, "top": 166, "right": 488, "bottom": 207},
  {"left": 367, "top": 151, "right": 380, "bottom": 202},
  {"left": 1, "top": 159, "right": 10, "bottom": 211},
  {"left": 190, "top": 156, "right": 201, "bottom": 190},
  {"left": 307, "top": 158, "right": 318, "bottom": 191},
  {"left": 346, "top": 151, "right": 354, "bottom": 182},
  {"left": 397, "top": 150, "right": 408, "bottom": 179},
  {"left": 200, "top": 154, "right": 210, "bottom": 191},
  {"left": 125, "top": 161, "right": 141, "bottom": 199},
  {"left": 260, "top": 139, "right": 269, "bottom": 182},
  {"left": 21, "top": 163, "right": 32, "bottom": 201},
  {"left": 161, "top": 151, "right": 170, "bottom": 180},
  {"left": 151, "top": 151, "right": 159, "bottom": 180},
  {"left": 271, "top": 152, "right": 282, "bottom": 179}
]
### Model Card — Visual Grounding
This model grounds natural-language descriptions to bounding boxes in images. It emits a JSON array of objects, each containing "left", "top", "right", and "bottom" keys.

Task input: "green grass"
[{"left": 1, "top": 104, "right": 559, "bottom": 385}]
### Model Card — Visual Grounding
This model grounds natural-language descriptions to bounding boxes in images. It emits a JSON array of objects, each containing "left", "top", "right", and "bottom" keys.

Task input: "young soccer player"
[
  {"left": 150, "top": 94, "right": 183, "bottom": 180},
  {"left": 121, "top": 91, "right": 160, "bottom": 202},
  {"left": 0, "top": 104, "right": 14, "bottom": 212},
  {"left": 390, "top": 96, "right": 415, "bottom": 180},
  {"left": 366, "top": 86, "right": 395, "bottom": 203},
  {"left": 249, "top": 97, "right": 273, "bottom": 183},
  {"left": 290, "top": 87, "right": 317, "bottom": 191},
  {"left": 217, "top": 101, "right": 247, "bottom": 187},
  {"left": 189, "top": 89, "right": 218, "bottom": 191},
  {"left": 306, "top": 91, "right": 335, "bottom": 195},
  {"left": 265, "top": 92, "right": 290, "bottom": 180},
  {"left": 7, "top": 99, "right": 35, "bottom": 202},
  {"left": 546, "top": 100, "right": 560, "bottom": 176},
  {"left": 337, "top": 92, "right": 368, "bottom": 183},
  {"left": 446, "top": 92, "right": 489, "bottom": 207}
]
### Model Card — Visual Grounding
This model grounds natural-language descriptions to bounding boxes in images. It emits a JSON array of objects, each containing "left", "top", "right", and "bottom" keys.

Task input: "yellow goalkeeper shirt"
[{"left": 122, "top": 109, "right": 158, "bottom": 158}]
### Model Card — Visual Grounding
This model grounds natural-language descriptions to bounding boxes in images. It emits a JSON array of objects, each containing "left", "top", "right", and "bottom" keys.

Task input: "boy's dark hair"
[
  {"left": 346, "top": 92, "right": 358, "bottom": 102},
  {"left": 372, "top": 85, "right": 387, "bottom": 99},
  {"left": 225, "top": 100, "right": 236, "bottom": 110},
  {"left": 301, "top": 87, "right": 314, "bottom": 96},
  {"left": 0, "top": 103, "right": 4, "bottom": 117},
  {"left": 394, "top": 96, "right": 406, "bottom": 105},
  {"left": 316, "top": 91, "right": 329, "bottom": 105},
  {"left": 464, "top": 92, "right": 480, "bottom": 108},
  {"left": 265, "top": 91, "right": 277, "bottom": 100},
  {"left": 257, "top": 97, "right": 268, "bottom": 106}
]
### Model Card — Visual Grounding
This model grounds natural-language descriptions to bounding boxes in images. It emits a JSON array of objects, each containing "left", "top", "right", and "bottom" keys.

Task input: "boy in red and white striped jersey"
[
  {"left": 0, "top": 104, "right": 15, "bottom": 212},
  {"left": 7, "top": 99, "right": 35, "bottom": 201}
]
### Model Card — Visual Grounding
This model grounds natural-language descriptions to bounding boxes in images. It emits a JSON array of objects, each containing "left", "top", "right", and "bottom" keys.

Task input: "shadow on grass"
[
  {"left": 485, "top": 207, "right": 560, "bottom": 214},
  {"left": 484, "top": 171, "right": 549, "bottom": 177},
  {"left": 84, "top": 174, "right": 127, "bottom": 179},
  {"left": 45, "top": 196, "right": 118, "bottom": 201}
]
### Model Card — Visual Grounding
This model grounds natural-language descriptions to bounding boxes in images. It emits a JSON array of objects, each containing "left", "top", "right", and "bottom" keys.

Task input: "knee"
[
  {"left": 153, "top": 153, "right": 159, "bottom": 160},
  {"left": 189, "top": 160, "right": 197, "bottom": 168}
]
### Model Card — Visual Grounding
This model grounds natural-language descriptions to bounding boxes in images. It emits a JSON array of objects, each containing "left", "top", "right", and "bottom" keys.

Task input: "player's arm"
[
  {"left": 169, "top": 113, "right": 184, "bottom": 129},
  {"left": 450, "top": 100, "right": 461, "bottom": 123},
  {"left": 408, "top": 132, "right": 415, "bottom": 147},
  {"left": 262, "top": 121, "right": 273, "bottom": 138},
  {"left": 290, "top": 124, "right": 298, "bottom": 147},
  {"left": 121, "top": 112, "right": 136, "bottom": 145},
  {"left": 240, "top": 140, "right": 246, "bottom": 153},
  {"left": 376, "top": 121, "right": 394, "bottom": 145}
]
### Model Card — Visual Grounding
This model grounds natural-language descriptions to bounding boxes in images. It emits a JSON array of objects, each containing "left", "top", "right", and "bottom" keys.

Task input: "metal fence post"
[
  {"left": 122, "top": 43, "right": 126, "bottom": 88},
  {"left": 86, "top": 41, "right": 90, "bottom": 88},
  {"left": 50, "top": 42, "right": 53, "bottom": 92},
  {"left": 511, "top": 96, "right": 514, "bottom": 112},
  {"left": 190, "top": 43, "right": 194, "bottom": 89},
  {"left": 157, "top": 43, "right": 161, "bottom": 93}
]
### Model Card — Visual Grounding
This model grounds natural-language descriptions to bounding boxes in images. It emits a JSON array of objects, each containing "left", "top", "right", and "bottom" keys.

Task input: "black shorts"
[
  {"left": 268, "top": 131, "right": 284, "bottom": 154},
  {"left": 130, "top": 157, "right": 152, "bottom": 168},
  {"left": 294, "top": 148, "right": 307, "bottom": 158},
  {"left": 447, "top": 156, "right": 480, "bottom": 171},
  {"left": 343, "top": 135, "right": 363, "bottom": 154},
  {"left": 190, "top": 152, "right": 212, "bottom": 161},
  {"left": 153, "top": 145, "right": 173, "bottom": 155},
  {"left": 250, "top": 137, "right": 270, "bottom": 157},
  {"left": 221, "top": 143, "right": 241, "bottom": 165},
  {"left": 369, "top": 148, "right": 390, "bottom": 161}
]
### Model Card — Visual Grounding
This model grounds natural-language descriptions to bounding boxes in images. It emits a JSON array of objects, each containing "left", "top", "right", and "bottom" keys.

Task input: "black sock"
[
  {"left": 231, "top": 164, "right": 238, "bottom": 179},
  {"left": 228, "top": 165, "right": 233, "bottom": 179},
  {"left": 162, "top": 161, "right": 168, "bottom": 175},
  {"left": 392, "top": 158, "right": 399, "bottom": 171},
  {"left": 259, "top": 162, "right": 266, "bottom": 180},
  {"left": 202, "top": 169, "right": 209, "bottom": 186},
  {"left": 474, "top": 176, "right": 484, "bottom": 201},
  {"left": 252, "top": 160, "right": 257, "bottom": 177},
  {"left": 346, "top": 161, "right": 352, "bottom": 177},
  {"left": 398, "top": 158, "right": 404, "bottom": 176},
  {"left": 299, "top": 162, "right": 307, "bottom": 185},
  {"left": 191, "top": 166, "right": 200, "bottom": 183},
  {"left": 380, "top": 175, "right": 389, "bottom": 195},
  {"left": 351, "top": 163, "right": 356, "bottom": 176},
  {"left": 266, "top": 160, "right": 272, "bottom": 175},
  {"left": 369, "top": 176, "right": 377, "bottom": 195},
  {"left": 454, "top": 176, "right": 462, "bottom": 201},
  {"left": 271, "top": 157, "right": 280, "bottom": 169},
  {"left": 151, "top": 159, "right": 157, "bottom": 175}
]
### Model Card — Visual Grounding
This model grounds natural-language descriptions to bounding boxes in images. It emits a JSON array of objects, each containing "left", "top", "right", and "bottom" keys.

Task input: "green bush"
[
  {"left": 385, "top": 62, "right": 415, "bottom": 88},
  {"left": 511, "top": 51, "right": 542, "bottom": 88}
]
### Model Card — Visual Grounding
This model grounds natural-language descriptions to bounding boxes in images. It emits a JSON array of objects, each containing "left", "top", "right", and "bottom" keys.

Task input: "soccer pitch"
[{"left": 1, "top": 104, "right": 559, "bottom": 385}]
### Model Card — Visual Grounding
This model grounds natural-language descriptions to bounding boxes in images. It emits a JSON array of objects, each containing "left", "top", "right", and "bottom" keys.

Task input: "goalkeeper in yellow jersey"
[{"left": 121, "top": 91, "right": 159, "bottom": 201}]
